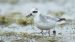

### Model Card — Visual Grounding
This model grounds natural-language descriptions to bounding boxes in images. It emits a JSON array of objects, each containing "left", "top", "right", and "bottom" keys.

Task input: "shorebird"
[{"left": 27, "top": 8, "right": 65, "bottom": 36}]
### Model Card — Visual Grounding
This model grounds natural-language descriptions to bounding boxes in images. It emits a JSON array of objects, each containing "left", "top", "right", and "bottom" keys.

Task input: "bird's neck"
[{"left": 33, "top": 13, "right": 41, "bottom": 23}]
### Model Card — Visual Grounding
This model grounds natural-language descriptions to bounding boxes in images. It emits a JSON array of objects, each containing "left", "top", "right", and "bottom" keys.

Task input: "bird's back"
[{"left": 35, "top": 14, "right": 57, "bottom": 30}]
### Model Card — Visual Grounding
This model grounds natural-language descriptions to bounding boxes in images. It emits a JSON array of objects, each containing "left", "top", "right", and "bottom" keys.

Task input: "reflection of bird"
[{"left": 27, "top": 8, "right": 61, "bottom": 36}]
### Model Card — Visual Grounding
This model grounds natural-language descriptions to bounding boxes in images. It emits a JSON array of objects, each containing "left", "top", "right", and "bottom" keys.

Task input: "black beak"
[{"left": 26, "top": 13, "right": 33, "bottom": 17}]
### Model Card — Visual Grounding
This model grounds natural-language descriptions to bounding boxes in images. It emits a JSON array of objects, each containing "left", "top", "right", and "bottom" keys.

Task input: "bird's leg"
[
  {"left": 48, "top": 30, "right": 50, "bottom": 37},
  {"left": 41, "top": 30, "right": 44, "bottom": 36}
]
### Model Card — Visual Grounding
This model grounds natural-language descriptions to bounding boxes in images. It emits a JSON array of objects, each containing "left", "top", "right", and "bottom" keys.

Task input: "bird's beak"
[{"left": 26, "top": 13, "right": 33, "bottom": 17}]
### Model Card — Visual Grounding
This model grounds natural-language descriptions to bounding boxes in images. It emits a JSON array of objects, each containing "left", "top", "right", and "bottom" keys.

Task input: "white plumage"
[{"left": 30, "top": 8, "right": 60, "bottom": 36}]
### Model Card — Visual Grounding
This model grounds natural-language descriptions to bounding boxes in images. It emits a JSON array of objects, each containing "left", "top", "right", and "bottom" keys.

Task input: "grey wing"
[
  {"left": 45, "top": 15, "right": 59, "bottom": 21},
  {"left": 39, "top": 14, "right": 48, "bottom": 23}
]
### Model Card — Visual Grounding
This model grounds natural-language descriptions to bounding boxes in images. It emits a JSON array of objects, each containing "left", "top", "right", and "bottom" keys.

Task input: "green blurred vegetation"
[
  {"left": 0, "top": 31, "right": 59, "bottom": 42},
  {"left": 16, "top": 16, "right": 34, "bottom": 26},
  {"left": 0, "top": 16, "right": 13, "bottom": 26},
  {"left": 0, "top": 11, "right": 34, "bottom": 28},
  {"left": 0, "top": 10, "right": 65, "bottom": 27},
  {"left": 0, "top": 32, "right": 42, "bottom": 39}
]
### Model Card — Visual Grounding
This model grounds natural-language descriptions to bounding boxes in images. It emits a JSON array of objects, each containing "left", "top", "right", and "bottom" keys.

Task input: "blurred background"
[
  {"left": 0, "top": 0, "right": 74, "bottom": 15},
  {"left": 0, "top": 0, "right": 75, "bottom": 42}
]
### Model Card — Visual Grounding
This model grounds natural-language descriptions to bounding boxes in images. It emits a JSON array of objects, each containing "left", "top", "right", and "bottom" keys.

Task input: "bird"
[{"left": 26, "top": 8, "right": 63, "bottom": 36}]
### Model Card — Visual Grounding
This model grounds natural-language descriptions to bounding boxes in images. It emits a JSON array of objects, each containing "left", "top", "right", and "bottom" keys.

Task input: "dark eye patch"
[
  {"left": 58, "top": 18, "right": 66, "bottom": 21},
  {"left": 32, "top": 11, "right": 38, "bottom": 13}
]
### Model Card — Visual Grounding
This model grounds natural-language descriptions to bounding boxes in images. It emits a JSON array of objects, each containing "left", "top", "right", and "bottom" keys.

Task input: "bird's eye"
[
  {"left": 32, "top": 11, "right": 38, "bottom": 13},
  {"left": 58, "top": 18, "right": 66, "bottom": 21}
]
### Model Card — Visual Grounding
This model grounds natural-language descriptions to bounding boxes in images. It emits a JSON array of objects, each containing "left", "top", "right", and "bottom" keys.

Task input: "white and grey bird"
[{"left": 27, "top": 8, "right": 66, "bottom": 36}]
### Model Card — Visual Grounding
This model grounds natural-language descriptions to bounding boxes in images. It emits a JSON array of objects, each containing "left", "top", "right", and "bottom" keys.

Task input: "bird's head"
[{"left": 27, "top": 8, "right": 39, "bottom": 17}]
